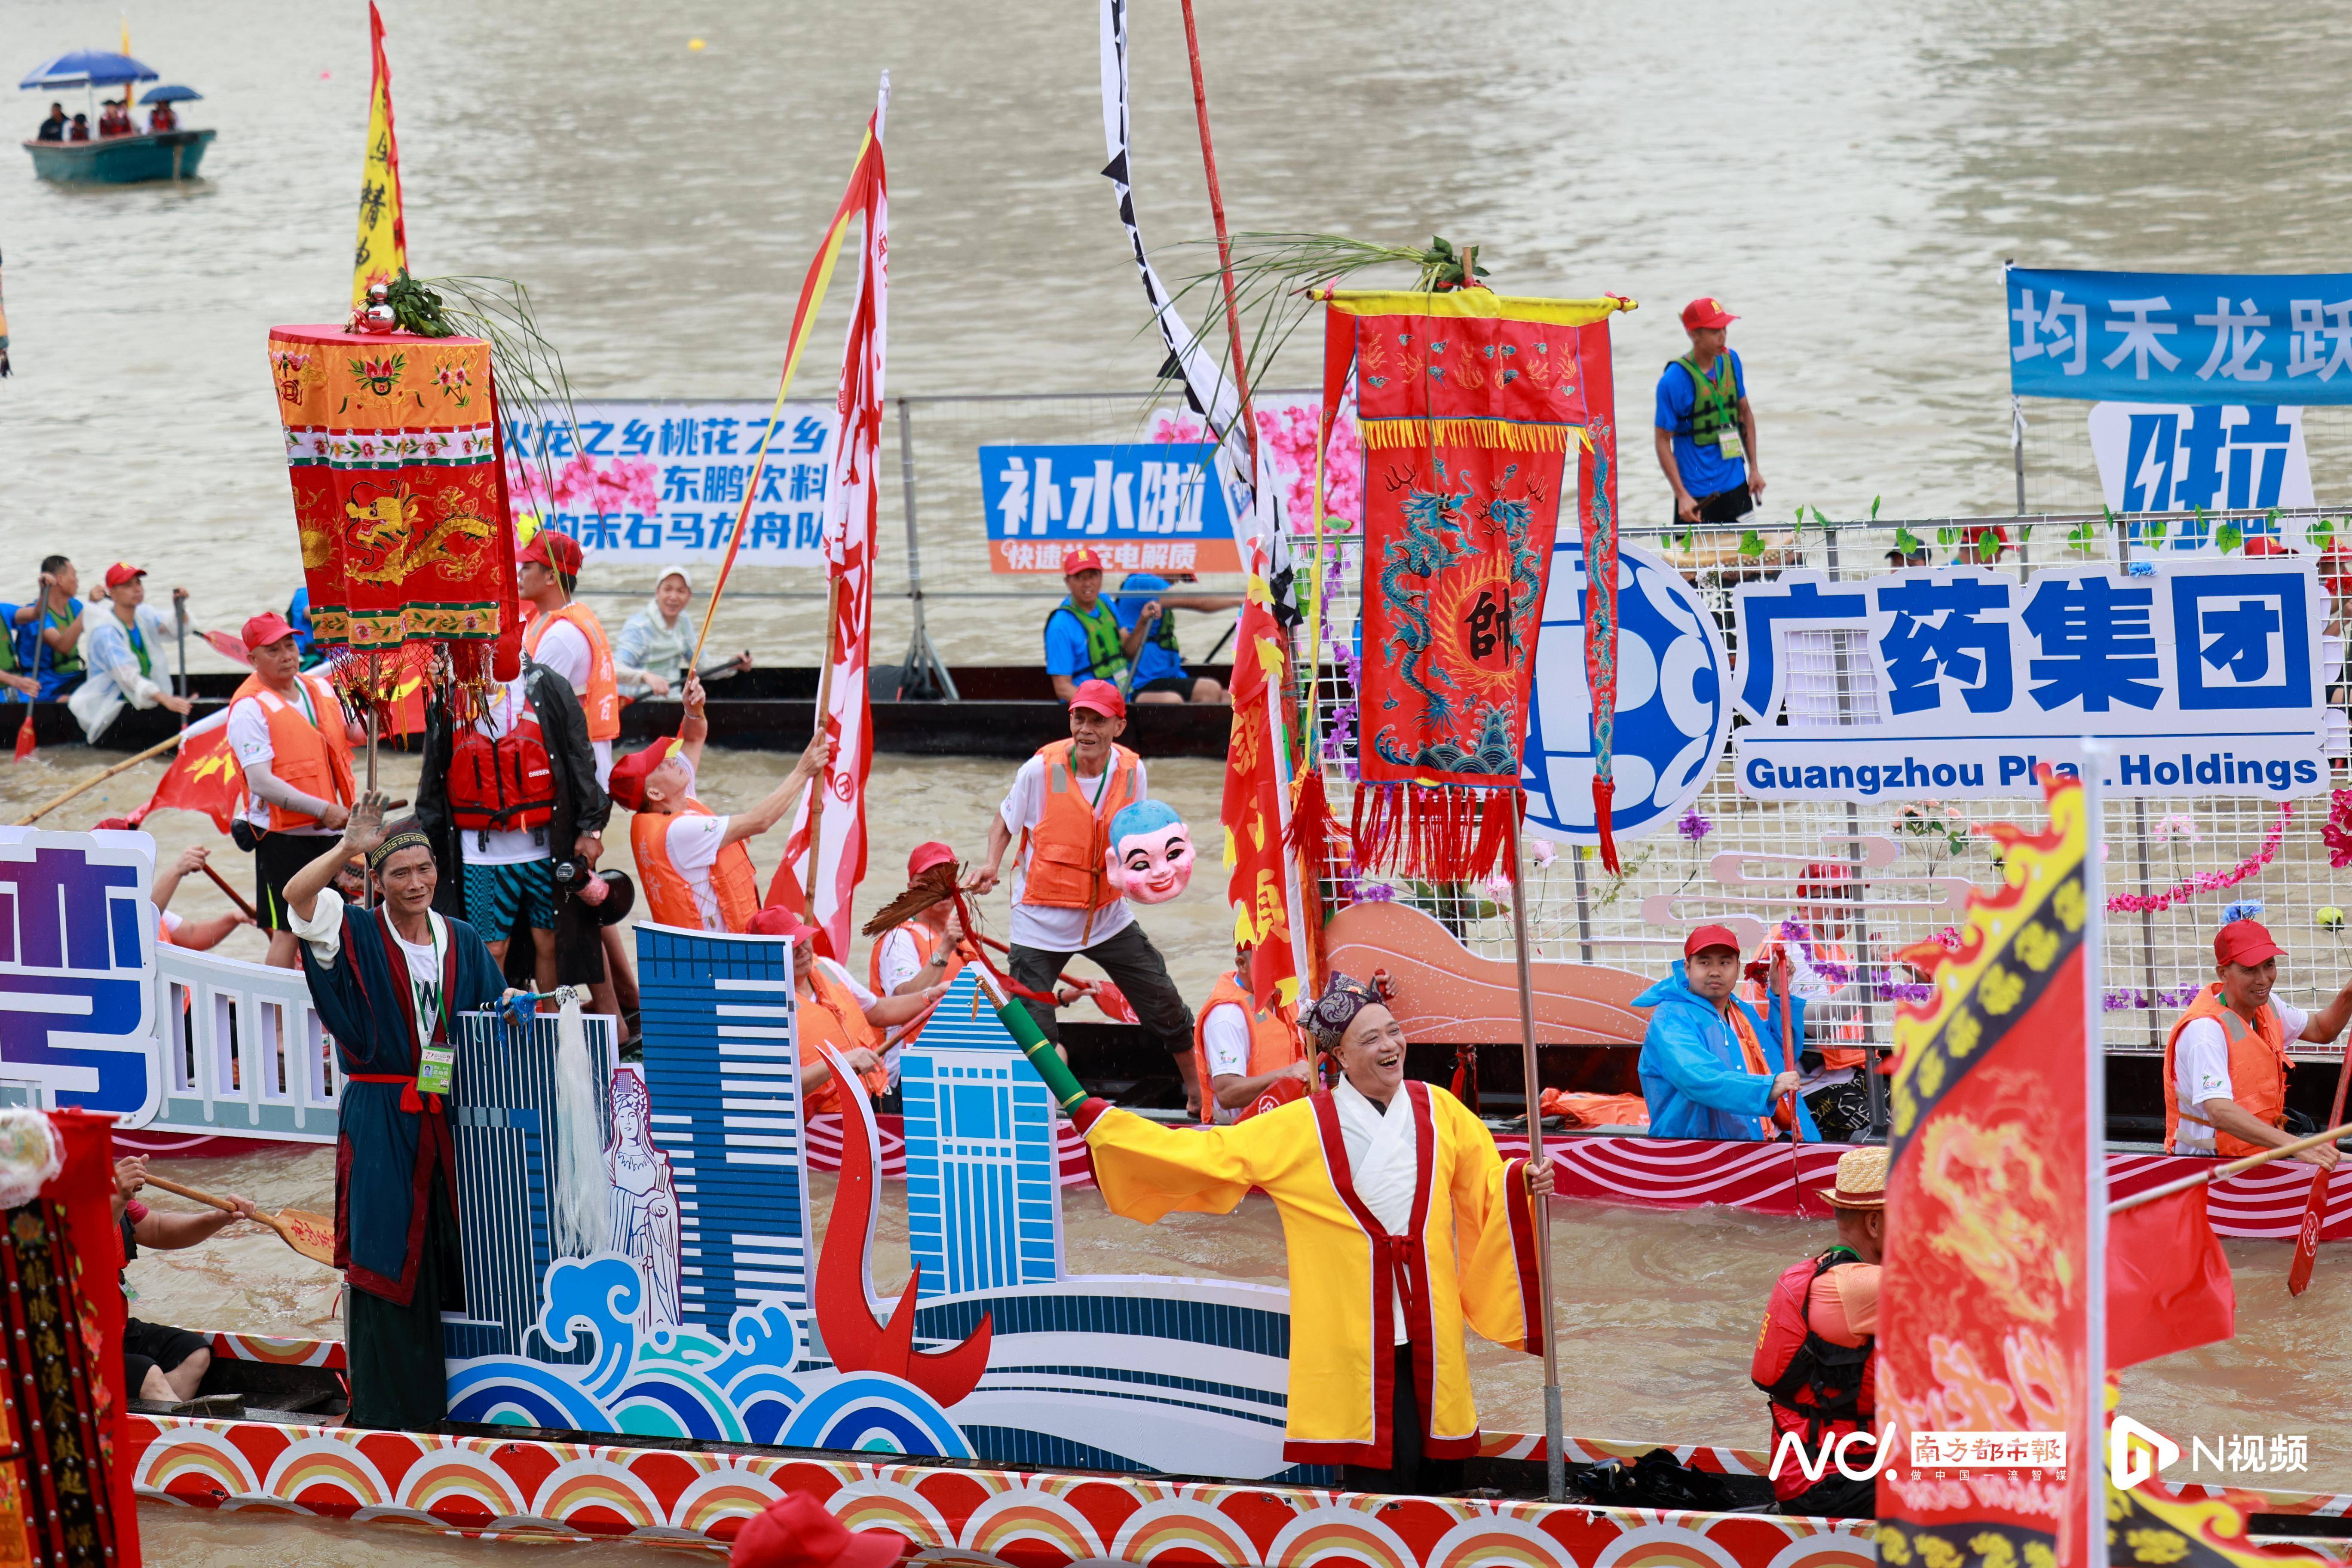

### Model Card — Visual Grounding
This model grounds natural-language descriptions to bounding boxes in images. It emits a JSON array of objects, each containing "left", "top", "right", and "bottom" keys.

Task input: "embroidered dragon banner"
[
  {"left": 266, "top": 323, "right": 515, "bottom": 673},
  {"left": 1319, "top": 290, "right": 1629, "bottom": 877}
]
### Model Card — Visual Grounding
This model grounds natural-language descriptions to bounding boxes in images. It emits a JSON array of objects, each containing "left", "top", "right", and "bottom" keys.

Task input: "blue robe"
[
  {"left": 302, "top": 901, "right": 504, "bottom": 1303},
  {"left": 1634, "top": 961, "right": 1822, "bottom": 1142}
]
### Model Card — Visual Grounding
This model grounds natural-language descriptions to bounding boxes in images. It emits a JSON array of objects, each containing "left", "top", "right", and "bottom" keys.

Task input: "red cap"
[
  {"left": 1681, "top": 297, "right": 1738, "bottom": 331},
  {"left": 2215, "top": 919, "right": 2286, "bottom": 968},
  {"left": 103, "top": 561, "right": 146, "bottom": 589},
  {"left": 908, "top": 841, "right": 957, "bottom": 878},
  {"left": 1068, "top": 678, "right": 1125, "bottom": 720},
  {"left": 747, "top": 905, "right": 821, "bottom": 942},
  {"left": 241, "top": 611, "right": 296, "bottom": 653},
  {"left": 518, "top": 529, "right": 584, "bottom": 575},
  {"left": 1684, "top": 923, "right": 1742, "bottom": 960},
  {"left": 1061, "top": 545, "right": 1106, "bottom": 576},
  {"left": 727, "top": 1492, "right": 905, "bottom": 1568},
  {"left": 2245, "top": 536, "right": 2289, "bottom": 557},
  {"left": 607, "top": 736, "right": 680, "bottom": 812},
  {"left": 1966, "top": 524, "right": 2010, "bottom": 549}
]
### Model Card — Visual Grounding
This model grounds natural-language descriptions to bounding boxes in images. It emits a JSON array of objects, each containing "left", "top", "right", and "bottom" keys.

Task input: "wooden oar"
[
  {"left": 2111, "top": 1119, "right": 2352, "bottom": 1214},
  {"left": 199, "top": 861, "right": 259, "bottom": 922},
  {"left": 141, "top": 1173, "right": 336, "bottom": 1268},
  {"left": 13, "top": 731, "right": 182, "bottom": 824},
  {"left": 2290, "top": 1040, "right": 2352, "bottom": 1295}
]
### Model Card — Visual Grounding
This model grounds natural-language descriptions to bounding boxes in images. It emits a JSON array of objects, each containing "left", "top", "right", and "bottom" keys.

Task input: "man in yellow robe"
[{"left": 1070, "top": 974, "right": 1554, "bottom": 1492}]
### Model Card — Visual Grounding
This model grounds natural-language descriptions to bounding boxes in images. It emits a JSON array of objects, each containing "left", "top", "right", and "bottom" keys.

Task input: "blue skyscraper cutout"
[
  {"left": 900, "top": 971, "right": 1065, "bottom": 1300},
  {"left": 635, "top": 924, "right": 815, "bottom": 1326}
]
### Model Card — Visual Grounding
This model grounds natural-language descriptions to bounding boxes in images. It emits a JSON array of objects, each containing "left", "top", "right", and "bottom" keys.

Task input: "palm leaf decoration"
[
  {"left": 1159, "top": 232, "right": 1491, "bottom": 407},
  {"left": 383, "top": 270, "right": 583, "bottom": 511}
]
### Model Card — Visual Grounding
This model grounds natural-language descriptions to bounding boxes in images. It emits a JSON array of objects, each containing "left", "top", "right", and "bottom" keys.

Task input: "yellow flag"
[{"left": 351, "top": 2, "right": 407, "bottom": 306}]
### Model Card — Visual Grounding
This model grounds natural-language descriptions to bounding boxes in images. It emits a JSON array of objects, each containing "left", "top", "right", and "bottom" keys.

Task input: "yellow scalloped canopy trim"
[{"left": 1314, "top": 289, "right": 1636, "bottom": 325}]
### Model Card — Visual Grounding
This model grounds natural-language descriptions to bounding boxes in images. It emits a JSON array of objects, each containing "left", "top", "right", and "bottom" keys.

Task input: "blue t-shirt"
[
  {"left": 1112, "top": 574, "right": 1188, "bottom": 687},
  {"left": 0, "top": 603, "right": 23, "bottom": 700},
  {"left": 1654, "top": 349, "right": 1747, "bottom": 501},
  {"left": 30, "top": 596, "right": 83, "bottom": 700},
  {"left": 1044, "top": 598, "right": 1124, "bottom": 680}
]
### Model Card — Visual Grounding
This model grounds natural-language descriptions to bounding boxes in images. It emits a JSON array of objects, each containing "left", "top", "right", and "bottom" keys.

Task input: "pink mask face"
[{"left": 1106, "top": 822, "right": 1196, "bottom": 904}]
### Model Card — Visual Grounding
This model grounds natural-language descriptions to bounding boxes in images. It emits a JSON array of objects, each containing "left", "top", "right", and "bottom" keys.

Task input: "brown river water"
[{"left": 11, "top": 0, "right": 2352, "bottom": 1557}]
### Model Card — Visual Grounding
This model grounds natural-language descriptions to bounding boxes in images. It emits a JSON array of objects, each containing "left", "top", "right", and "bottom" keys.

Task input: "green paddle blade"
[{"left": 990, "top": 990, "right": 1090, "bottom": 1112}]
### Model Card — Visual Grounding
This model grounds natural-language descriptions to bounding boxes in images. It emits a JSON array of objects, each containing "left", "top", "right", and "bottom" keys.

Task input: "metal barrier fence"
[{"left": 1300, "top": 504, "right": 2352, "bottom": 1060}]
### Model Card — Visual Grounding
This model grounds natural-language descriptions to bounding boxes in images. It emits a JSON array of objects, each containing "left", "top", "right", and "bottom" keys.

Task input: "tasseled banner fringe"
[
  {"left": 1593, "top": 776, "right": 1620, "bottom": 874},
  {"left": 1357, "top": 417, "right": 1579, "bottom": 453},
  {"left": 1349, "top": 782, "right": 1518, "bottom": 883},
  {"left": 1287, "top": 769, "right": 1342, "bottom": 876}
]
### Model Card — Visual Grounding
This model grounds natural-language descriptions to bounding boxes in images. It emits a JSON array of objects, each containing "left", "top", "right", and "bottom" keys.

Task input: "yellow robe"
[{"left": 1077, "top": 1081, "right": 1543, "bottom": 1467}]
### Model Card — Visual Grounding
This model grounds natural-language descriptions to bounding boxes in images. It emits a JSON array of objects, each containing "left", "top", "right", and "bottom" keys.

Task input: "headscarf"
[
  {"left": 368, "top": 823, "right": 432, "bottom": 871},
  {"left": 1307, "top": 972, "right": 1385, "bottom": 1054}
]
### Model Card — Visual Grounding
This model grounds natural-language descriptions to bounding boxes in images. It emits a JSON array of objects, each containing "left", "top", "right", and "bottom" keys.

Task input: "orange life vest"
[
  {"left": 799, "top": 962, "right": 884, "bottom": 1116},
  {"left": 631, "top": 801, "right": 760, "bottom": 933},
  {"left": 2164, "top": 984, "right": 2290, "bottom": 1158},
  {"left": 231, "top": 673, "right": 355, "bottom": 832},
  {"left": 1191, "top": 971, "right": 1306, "bottom": 1124},
  {"left": 1017, "top": 739, "right": 1142, "bottom": 921},
  {"left": 867, "top": 921, "right": 971, "bottom": 1047},
  {"left": 524, "top": 603, "right": 619, "bottom": 741},
  {"left": 1752, "top": 1250, "right": 1876, "bottom": 1503},
  {"left": 1726, "top": 1002, "right": 1796, "bottom": 1137}
]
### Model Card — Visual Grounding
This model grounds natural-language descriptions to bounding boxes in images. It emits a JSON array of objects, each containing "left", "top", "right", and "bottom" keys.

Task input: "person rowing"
[{"left": 2165, "top": 917, "right": 2352, "bottom": 1167}]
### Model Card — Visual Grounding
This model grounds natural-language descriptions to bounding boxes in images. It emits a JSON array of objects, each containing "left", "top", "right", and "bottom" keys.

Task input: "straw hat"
[{"left": 1818, "top": 1145, "right": 1888, "bottom": 1210}]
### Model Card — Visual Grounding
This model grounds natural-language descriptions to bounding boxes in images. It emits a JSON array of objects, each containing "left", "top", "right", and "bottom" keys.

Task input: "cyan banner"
[{"left": 2007, "top": 266, "right": 2352, "bottom": 404}]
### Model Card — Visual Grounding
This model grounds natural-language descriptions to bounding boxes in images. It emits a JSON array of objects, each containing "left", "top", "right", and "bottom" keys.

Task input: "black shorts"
[
  {"left": 1135, "top": 675, "right": 1195, "bottom": 696},
  {"left": 123, "top": 1316, "right": 207, "bottom": 1398},
  {"left": 254, "top": 830, "right": 337, "bottom": 932},
  {"left": 1690, "top": 481, "right": 1754, "bottom": 524}
]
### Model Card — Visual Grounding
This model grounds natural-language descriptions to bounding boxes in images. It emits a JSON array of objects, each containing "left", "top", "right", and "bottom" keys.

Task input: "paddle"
[
  {"left": 2289, "top": 1036, "right": 2352, "bottom": 1296},
  {"left": 140, "top": 1173, "right": 336, "bottom": 1268},
  {"left": 1771, "top": 956, "right": 1807, "bottom": 1209}
]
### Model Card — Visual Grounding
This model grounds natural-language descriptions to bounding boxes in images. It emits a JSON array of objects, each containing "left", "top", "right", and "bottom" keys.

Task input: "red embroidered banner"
[
  {"left": 266, "top": 324, "right": 517, "bottom": 680},
  {"left": 1878, "top": 773, "right": 2097, "bottom": 1566},
  {"left": 1320, "top": 290, "right": 1628, "bottom": 878}
]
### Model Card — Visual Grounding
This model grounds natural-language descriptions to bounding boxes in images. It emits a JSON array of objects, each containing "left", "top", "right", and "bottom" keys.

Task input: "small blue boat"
[{"left": 23, "top": 127, "right": 212, "bottom": 183}]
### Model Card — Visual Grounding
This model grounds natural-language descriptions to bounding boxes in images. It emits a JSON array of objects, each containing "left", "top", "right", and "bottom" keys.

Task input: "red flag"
[
  {"left": 772, "top": 93, "right": 887, "bottom": 962},
  {"left": 1222, "top": 574, "right": 1303, "bottom": 1011},
  {"left": 2107, "top": 1185, "right": 2235, "bottom": 1369},
  {"left": 132, "top": 707, "right": 242, "bottom": 833}
]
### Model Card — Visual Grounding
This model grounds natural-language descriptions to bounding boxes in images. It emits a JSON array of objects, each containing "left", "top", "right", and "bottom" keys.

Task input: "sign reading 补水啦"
[
  {"left": 980, "top": 442, "right": 1240, "bottom": 573},
  {"left": 1731, "top": 560, "right": 2334, "bottom": 801},
  {"left": 502, "top": 400, "right": 840, "bottom": 564},
  {"left": 2009, "top": 267, "right": 2352, "bottom": 404}
]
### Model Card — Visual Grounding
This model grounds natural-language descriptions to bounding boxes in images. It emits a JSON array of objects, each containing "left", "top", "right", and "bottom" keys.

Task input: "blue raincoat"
[{"left": 1634, "top": 960, "right": 1820, "bottom": 1142}]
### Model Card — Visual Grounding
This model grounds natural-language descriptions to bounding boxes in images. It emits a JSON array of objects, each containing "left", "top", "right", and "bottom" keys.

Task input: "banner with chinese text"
[
  {"left": 2086, "top": 402, "right": 2314, "bottom": 516},
  {"left": 2009, "top": 266, "right": 2352, "bottom": 403},
  {"left": 503, "top": 399, "right": 838, "bottom": 564},
  {"left": 1877, "top": 772, "right": 2095, "bottom": 1566},
  {"left": 1731, "top": 559, "right": 2331, "bottom": 800},
  {"left": 982, "top": 442, "right": 1239, "bottom": 573}
]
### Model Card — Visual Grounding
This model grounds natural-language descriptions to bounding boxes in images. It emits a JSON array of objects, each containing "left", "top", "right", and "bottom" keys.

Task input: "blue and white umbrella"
[
  {"left": 18, "top": 49, "right": 159, "bottom": 91},
  {"left": 138, "top": 84, "right": 201, "bottom": 104}
]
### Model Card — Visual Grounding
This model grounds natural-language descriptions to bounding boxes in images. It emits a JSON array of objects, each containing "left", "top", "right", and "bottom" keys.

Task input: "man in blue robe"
[{"left": 281, "top": 789, "right": 513, "bottom": 1430}]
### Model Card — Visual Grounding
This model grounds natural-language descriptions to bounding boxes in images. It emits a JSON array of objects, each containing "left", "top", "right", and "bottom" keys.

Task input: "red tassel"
[
  {"left": 1451, "top": 1044, "right": 1480, "bottom": 1115},
  {"left": 12, "top": 706, "right": 33, "bottom": 762},
  {"left": 1288, "top": 768, "right": 1341, "bottom": 876},
  {"left": 1593, "top": 776, "right": 1620, "bottom": 873}
]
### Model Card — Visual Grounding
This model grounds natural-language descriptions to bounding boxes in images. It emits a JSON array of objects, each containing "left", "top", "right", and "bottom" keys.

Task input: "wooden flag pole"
[
  {"left": 1505, "top": 799, "right": 1565, "bottom": 1503},
  {"left": 2111, "top": 1120, "right": 2352, "bottom": 1215},
  {"left": 13, "top": 732, "right": 183, "bottom": 825},
  {"left": 799, "top": 576, "right": 845, "bottom": 914},
  {"left": 1176, "top": 0, "right": 1259, "bottom": 475}
]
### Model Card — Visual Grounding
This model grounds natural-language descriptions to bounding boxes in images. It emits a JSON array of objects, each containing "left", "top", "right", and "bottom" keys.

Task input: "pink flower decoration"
[{"left": 2325, "top": 789, "right": 2352, "bottom": 869}]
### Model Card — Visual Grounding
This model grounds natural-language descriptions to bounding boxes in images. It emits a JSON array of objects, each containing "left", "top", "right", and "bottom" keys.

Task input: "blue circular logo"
[{"left": 1523, "top": 540, "right": 1731, "bottom": 844}]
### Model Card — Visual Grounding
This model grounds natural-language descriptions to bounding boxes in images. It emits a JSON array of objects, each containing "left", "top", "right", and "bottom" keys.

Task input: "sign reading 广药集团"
[{"left": 1731, "top": 559, "right": 2334, "bottom": 800}]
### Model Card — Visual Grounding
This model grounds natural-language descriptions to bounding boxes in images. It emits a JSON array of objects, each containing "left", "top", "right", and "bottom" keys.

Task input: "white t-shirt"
[
  {"left": 875, "top": 927, "right": 928, "bottom": 994},
  {"left": 529, "top": 616, "right": 612, "bottom": 787},
  {"left": 660, "top": 812, "right": 733, "bottom": 931},
  {"left": 996, "top": 750, "right": 1145, "bottom": 953},
  {"left": 2172, "top": 1001, "right": 2308, "bottom": 1155},
  {"left": 228, "top": 682, "right": 339, "bottom": 834},
  {"left": 462, "top": 680, "right": 554, "bottom": 865},
  {"left": 1200, "top": 999, "right": 1253, "bottom": 1125}
]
